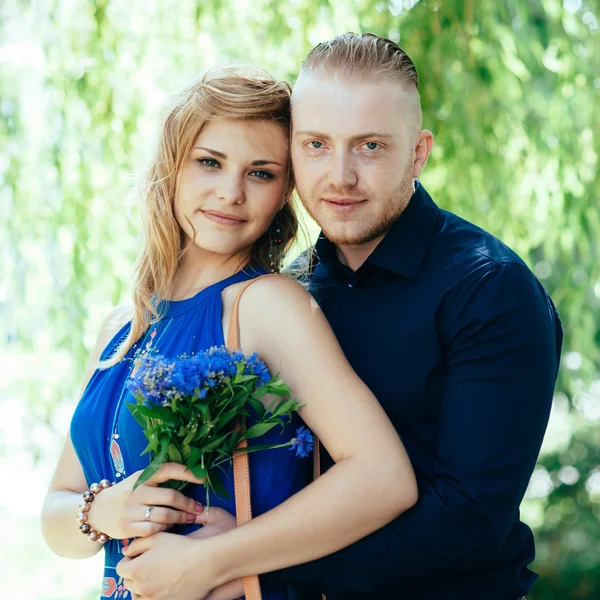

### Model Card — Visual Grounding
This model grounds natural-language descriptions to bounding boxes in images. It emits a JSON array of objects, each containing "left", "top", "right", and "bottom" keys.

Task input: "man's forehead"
[{"left": 291, "top": 72, "right": 413, "bottom": 135}]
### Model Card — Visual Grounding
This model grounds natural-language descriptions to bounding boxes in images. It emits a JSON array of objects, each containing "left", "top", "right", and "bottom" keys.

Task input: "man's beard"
[{"left": 304, "top": 165, "right": 415, "bottom": 247}]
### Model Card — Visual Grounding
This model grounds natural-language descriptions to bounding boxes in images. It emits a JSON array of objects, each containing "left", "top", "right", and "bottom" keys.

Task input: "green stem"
[{"left": 210, "top": 441, "right": 293, "bottom": 469}]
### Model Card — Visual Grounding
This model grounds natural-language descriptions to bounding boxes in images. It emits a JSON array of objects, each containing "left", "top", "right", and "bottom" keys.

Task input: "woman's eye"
[
  {"left": 363, "top": 142, "right": 379, "bottom": 150},
  {"left": 308, "top": 141, "right": 323, "bottom": 149},
  {"left": 251, "top": 170, "right": 274, "bottom": 181},
  {"left": 198, "top": 158, "right": 220, "bottom": 168}
]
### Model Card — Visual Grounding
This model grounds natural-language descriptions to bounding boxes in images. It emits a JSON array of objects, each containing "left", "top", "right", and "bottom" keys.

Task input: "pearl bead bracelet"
[{"left": 77, "top": 479, "right": 114, "bottom": 544}]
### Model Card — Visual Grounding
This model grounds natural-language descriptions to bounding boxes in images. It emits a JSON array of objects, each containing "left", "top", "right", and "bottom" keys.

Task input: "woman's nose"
[{"left": 217, "top": 175, "right": 245, "bottom": 205}]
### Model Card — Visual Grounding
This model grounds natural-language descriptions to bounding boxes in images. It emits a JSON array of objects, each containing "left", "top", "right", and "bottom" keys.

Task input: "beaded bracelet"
[{"left": 77, "top": 479, "right": 114, "bottom": 544}]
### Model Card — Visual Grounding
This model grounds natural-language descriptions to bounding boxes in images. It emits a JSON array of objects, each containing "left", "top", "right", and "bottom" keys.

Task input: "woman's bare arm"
[{"left": 41, "top": 306, "right": 203, "bottom": 558}]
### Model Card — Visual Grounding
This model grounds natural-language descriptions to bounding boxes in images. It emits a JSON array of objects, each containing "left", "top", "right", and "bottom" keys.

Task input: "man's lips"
[
  {"left": 322, "top": 198, "right": 367, "bottom": 214},
  {"left": 201, "top": 210, "right": 246, "bottom": 226}
]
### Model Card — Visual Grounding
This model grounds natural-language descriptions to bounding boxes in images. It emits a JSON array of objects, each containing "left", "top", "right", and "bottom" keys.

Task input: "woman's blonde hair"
[{"left": 103, "top": 66, "right": 297, "bottom": 367}]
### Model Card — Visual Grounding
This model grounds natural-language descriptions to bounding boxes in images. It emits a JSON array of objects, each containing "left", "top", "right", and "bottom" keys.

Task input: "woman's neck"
[{"left": 168, "top": 245, "right": 251, "bottom": 301}]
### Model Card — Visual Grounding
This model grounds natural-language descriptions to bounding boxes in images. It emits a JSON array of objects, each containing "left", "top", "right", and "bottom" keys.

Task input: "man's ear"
[{"left": 412, "top": 130, "right": 434, "bottom": 178}]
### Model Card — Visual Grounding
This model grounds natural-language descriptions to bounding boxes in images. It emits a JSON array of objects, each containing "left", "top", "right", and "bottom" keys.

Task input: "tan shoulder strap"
[
  {"left": 227, "top": 274, "right": 273, "bottom": 600},
  {"left": 313, "top": 440, "right": 327, "bottom": 600}
]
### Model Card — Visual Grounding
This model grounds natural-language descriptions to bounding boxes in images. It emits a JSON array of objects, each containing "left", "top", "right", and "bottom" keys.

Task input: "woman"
[{"left": 41, "top": 66, "right": 417, "bottom": 600}]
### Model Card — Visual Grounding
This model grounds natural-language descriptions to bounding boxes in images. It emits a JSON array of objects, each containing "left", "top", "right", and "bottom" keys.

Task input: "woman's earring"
[{"left": 268, "top": 214, "right": 286, "bottom": 273}]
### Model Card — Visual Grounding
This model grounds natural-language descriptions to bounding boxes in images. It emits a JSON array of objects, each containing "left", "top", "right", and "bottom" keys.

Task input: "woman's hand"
[{"left": 86, "top": 462, "right": 205, "bottom": 540}]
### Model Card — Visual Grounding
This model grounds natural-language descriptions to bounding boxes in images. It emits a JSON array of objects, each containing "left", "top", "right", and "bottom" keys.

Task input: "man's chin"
[{"left": 321, "top": 225, "right": 382, "bottom": 247}]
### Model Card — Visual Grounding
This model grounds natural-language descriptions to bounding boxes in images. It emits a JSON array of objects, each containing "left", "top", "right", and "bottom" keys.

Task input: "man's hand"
[
  {"left": 191, "top": 508, "right": 244, "bottom": 600},
  {"left": 117, "top": 532, "right": 212, "bottom": 600},
  {"left": 191, "top": 506, "right": 237, "bottom": 540}
]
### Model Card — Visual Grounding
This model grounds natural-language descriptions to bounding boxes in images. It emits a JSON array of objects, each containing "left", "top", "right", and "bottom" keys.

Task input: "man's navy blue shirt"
[{"left": 262, "top": 182, "right": 563, "bottom": 600}]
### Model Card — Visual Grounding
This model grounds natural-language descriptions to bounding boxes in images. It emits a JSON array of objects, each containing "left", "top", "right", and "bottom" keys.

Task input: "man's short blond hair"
[{"left": 301, "top": 32, "right": 419, "bottom": 89}]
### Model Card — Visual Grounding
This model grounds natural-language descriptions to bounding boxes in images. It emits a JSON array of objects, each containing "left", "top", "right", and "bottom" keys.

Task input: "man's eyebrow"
[
  {"left": 194, "top": 147, "right": 283, "bottom": 167},
  {"left": 293, "top": 131, "right": 393, "bottom": 140}
]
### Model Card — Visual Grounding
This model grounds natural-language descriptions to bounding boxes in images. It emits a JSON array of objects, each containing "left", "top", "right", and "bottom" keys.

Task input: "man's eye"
[
  {"left": 363, "top": 142, "right": 379, "bottom": 150},
  {"left": 198, "top": 158, "right": 220, "bottom": 168},
  {"left": 309, "top": 141, "right": 323, "bottom": 149},
  {"left": 251, "top": 170, "right": 274, "bottom": 180}
]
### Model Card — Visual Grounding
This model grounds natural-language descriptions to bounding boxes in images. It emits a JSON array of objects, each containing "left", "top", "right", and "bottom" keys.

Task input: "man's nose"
[{"left": 327, "top": 152, "right": 358, "bottom": 189}]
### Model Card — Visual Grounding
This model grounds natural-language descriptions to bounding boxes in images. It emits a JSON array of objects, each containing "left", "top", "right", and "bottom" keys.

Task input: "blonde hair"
[
  {"left": 300, "top": 33, "right": 422, "bottom": 135},
  {"left": 301, "top": 32, "right": 419, "bottom": 88},
  {"left": 102, "top": 66, "right": 297, "bottom": 367}
]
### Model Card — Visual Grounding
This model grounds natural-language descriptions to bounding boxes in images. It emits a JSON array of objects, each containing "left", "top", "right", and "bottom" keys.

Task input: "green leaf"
[
  {"left": 270, "top": 398, "right": 296, "bottom": 418},
  {"left": 233, "top": 374, "right": 257, "bottom": 384},
  {"left": 248, "top": 397, "right": 266, "bottom": 418},
  {"left": 252, "top": 386, "right": 270, "bottom": 399},
  {"left": 215, "top": 407, "right": 243, "bottom": 428},
  {"left": 167, "top": 444, "right": 183, "bottom": 463},
  {"left": 133, "top": 440, "right": 170, "bottom": 490},
  {"left": 190, "top": 464, "right": 207, "bottom": 480},
  {"left": 197, "top": 403, "right": 210, "bottom": 422},
  {"left": 135, "top": 404, "right": 179, "bottom": 424},
  {"left": 126, "top": 402, "right": 149, "bottom": 428},
  {"left": 208, "top": 472, "right": 231, "bottom": 499},
  {"left": 186, "top": 447, "right": 202, "bottom": 470},
  {"left": 244, "top": 422, "right": 280, "bottom": 439},
  {"left": 203, "top": 432, "right": 233, "bottom": 451},
  {"left": 140, "top": 436, "right": 160, "bottom": 456}
]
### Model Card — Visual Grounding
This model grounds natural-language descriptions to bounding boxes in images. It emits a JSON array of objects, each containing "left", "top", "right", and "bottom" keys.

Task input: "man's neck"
[{"left": 335, "top": 234, "right": 386, "bottom": 272}]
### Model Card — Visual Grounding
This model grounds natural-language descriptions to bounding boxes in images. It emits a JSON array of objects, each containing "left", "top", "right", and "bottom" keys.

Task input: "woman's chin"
[{"left": 184, "top": 237, "right": 255, "bottom": 261}]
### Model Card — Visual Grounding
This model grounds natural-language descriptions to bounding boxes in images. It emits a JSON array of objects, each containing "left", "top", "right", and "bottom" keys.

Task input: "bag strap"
[
  {"left": 313, "top": 440, "right": 327, "bottom": 600},
  {"left": 227, "top": 274, "right": 273, "bottom": 600}
]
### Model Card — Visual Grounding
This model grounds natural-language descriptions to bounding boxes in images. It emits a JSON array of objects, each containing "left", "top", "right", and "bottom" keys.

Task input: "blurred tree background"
[{"left": 1, "top": 0, "right": 599, "bottom": 598}]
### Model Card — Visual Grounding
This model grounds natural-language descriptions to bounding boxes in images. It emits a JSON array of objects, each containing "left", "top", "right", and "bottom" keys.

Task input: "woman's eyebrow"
[
  {"left": 194, "top": 147, "right": 283, "bottom": 166},
  {"left": 194, "top": 146, "right": 226, "bottom": 158},
  {"left": 251, "top": 159, "right": 284, "bottom": 167}
]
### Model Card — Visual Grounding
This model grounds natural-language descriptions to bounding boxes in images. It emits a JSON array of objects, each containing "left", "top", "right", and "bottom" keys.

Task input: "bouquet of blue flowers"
[{"left": 125, "top": 346, "right": 313, "bottom": 505}]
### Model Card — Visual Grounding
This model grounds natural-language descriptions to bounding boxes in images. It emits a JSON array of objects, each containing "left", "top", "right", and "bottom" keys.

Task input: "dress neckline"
[{"left": 159, "top": 266, "right": 266, "bottom": 319}]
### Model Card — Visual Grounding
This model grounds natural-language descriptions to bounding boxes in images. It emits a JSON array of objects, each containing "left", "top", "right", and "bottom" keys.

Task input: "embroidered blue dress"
[{"left": 70, "top": 268, "right": 311, "bottom": 600}]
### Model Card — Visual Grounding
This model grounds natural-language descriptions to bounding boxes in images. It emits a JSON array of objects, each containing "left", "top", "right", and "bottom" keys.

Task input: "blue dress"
[{"left": 70, "top": 268, "right": 311, "bottom": 600}]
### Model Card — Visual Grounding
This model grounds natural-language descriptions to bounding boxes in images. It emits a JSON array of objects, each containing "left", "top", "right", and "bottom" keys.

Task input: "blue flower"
[
  {"left": 126, "top": 354, "right": 177, "bottom": 406},
  {"left": 206, "top": 346, "right": 238, "bottom": 378},
  {"left": 126, "top": 345, "right": 274, "bottom": 407},
  {"left": 243, "top": 352, "right": 272, "bottom": 385},
  {"left": 170, "top": 355, "right": 207, "bottom": 396},
  {"left": 289, "top": 426, "right": 314, "bottom": 458}
]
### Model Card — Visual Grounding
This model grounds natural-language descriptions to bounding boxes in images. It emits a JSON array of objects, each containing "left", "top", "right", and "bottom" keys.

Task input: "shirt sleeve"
[{"left": 261, "top": 262, "right": 563, "bottom": 596}]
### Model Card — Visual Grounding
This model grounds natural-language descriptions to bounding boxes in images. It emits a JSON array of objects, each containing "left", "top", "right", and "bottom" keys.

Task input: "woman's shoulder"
[
  {"left": 103, "top": 303, "right": 134, "bottom": 331},
  {"left": 77, "top": 304, "right": 134, "bottom": 394},
  {"left": 241, "top": 273, "right": 314, "bottom": 310},
  {"left": 235, "top": 274, "right": 321, "bottom": 342},
  {"left": 93, "top": 304, "right": 134, "bottom": 361}
]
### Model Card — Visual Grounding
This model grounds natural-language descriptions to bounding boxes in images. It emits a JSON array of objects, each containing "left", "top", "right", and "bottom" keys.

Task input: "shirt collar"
[{"left": 314, "top": 181, "right": 440, "bottom": 281}]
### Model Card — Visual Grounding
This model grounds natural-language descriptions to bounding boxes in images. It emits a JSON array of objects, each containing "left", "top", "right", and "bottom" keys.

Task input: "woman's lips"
[{"left": 201, "top": 210, "right": 246, "bottom": 226}]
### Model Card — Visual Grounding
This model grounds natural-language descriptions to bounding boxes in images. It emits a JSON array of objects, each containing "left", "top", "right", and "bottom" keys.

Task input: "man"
[
  {"left": 120, "top": 33, "right": 562, "bottom": 600},
  {"left": 261, "top": 32, "right": 561, "bottom": 600}
]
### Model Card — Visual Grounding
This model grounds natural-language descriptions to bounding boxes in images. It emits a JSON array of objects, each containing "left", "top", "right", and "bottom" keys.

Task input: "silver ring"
[{"left": 144, "top": 506, "right": 154, "bottom": 522}]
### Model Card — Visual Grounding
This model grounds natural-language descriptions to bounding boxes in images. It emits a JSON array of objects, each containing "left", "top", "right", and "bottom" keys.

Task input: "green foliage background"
[{"left": 1, "top": 0, "right": 599, "bottom": 598}]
